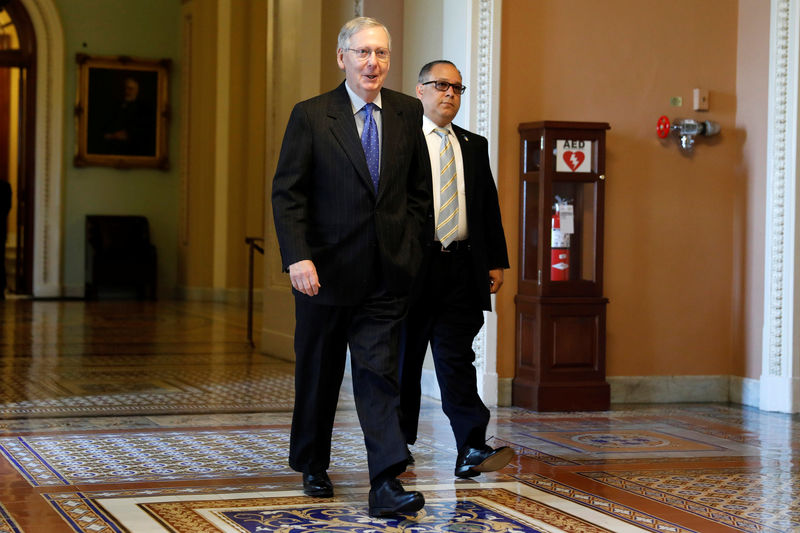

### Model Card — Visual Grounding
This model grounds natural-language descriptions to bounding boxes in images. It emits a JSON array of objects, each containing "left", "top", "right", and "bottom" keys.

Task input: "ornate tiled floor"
[{"left": 1, "top": 300, "right": 799, "bottom": 532}]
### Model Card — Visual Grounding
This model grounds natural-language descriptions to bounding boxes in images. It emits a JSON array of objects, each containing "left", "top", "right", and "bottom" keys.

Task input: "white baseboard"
[
  {"left": 420, "top": 368, "right": 441, "bottom": 401},
  {"left": 65, "top": 284, "right": 182, "bottom": 300},
  {"left": 68, "top": 286, "right": 261, "bottom": 302},
  {"left": 498, "top": 377, "right": 513, "bottom": 406},
  {"left": 608, "top": 375, "right": 731, "bottom": 403},
  {"left": 260, "top": 328, "right": 295, "bottom": 362},
  {"left": 63, "top": 284, "right": 84, "bottom": 298},
  {"left": 495, "top": 375, "right": 761, "bottom": 408},
  {"left": 758, "top": 375, "right": 800, "bottom": 412},
  {"left": 177, "top": 286, "right": 263, "bottom": 304},
  {"left": 730, "top": 375, "right": 759, "bottom": 407},
  {"left": 421, "top": 370, "right": 504, "bottom": 407}
]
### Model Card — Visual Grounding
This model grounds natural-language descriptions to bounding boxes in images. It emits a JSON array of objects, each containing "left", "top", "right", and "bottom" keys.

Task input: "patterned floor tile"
[
  {"left": 513, "top": 474, "right": 697, "bottom": 533},
  {"left": 1, "top": 429, "right": 307, "bottom": 486},
  {"left": 91, "top": 483, "right": 652, "bottom": 533},
  {"left": 0, "top": 364, "right": 303, "bottom": 418},
  {"left": 501, "top": 420, "right": 762, "bottom": 462},
  {"left": 0, "top": 427, "right": 451, "bottom": 487},
  {"left": 582, "top": 468, "right": 800, "bottom": 532},
  {"left": 0, "top": 504, "right": 23, "bottom": 533}
]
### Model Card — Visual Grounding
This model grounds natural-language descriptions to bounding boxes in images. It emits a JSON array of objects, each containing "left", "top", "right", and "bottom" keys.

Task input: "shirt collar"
[
  {"left": 344, "top": 81, "right": 382, "bottom": 114},
  {"left": 422, "top": 115, "right": 452, "bottom": 136}
]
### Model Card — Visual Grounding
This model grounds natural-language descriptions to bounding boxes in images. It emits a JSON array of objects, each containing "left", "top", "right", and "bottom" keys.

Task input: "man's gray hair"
[{"left": 337, "top": 17, "right": 391, "bottom": 51}]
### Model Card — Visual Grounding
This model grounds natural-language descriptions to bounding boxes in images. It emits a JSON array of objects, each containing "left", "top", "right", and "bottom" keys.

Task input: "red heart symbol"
[{"left": 563, "top": 151, "right": 585, "bottom": 172}]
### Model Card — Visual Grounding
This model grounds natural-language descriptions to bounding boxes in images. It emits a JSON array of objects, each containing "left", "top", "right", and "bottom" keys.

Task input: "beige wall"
[
  {"left": 180, "top": 0, "right": 217, "bottom": 288},
  {"left": 735, "top": 0, "right": 769, "bottom": 380},
  {"left": 226, "top": 2, "right": 267, "bottom": 288},
  {"left": 498, "top": 0, "right": 747, "bottom": 379},
  {"left": 363, "top": 0, "right": 404, "bottom": 91},
  {"left": 180, "top": 0, "right": 266, "bottom": 293},
  {"left": 320, "top": 0, "right": 354, "bottom": 92},
  {"left": 320, "top": 2, "right": 406, "bottom": 94},
  {"left": 402, "top": 0, "right": 443, "bottom": 95},
  {"left": 262, "top": 0, "right": 324, "bottom": 359}
]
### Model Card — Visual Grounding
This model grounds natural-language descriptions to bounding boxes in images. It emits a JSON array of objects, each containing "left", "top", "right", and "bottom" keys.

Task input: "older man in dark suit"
[
  {"left": 399, "top": 60, "right": 514, "bottom": 478},
  {"left": 271, "top": 17, "right": 428, "bottom": 518}
]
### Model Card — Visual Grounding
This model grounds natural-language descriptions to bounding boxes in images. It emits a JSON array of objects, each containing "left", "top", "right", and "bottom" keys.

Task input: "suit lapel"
[
  {"left": 328, "top": 83, "right": 375, "bottom": 194},
  {"left": 378, "top": 90, "right": 401, "bottom": 199},
  {"left": 454, "top": 126, "right": 477, "bottom": 209}
]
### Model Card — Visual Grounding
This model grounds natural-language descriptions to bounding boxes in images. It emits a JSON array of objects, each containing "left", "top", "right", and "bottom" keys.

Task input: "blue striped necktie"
[{"left": 361, "top": 103, "right": 380, "bottom": 192}]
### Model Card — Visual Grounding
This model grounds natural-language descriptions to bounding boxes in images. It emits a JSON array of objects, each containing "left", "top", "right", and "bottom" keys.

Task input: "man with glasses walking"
[
  {"left": 399, "top": 60, "right": 514, "bottom": 478},
  {"left": 271, "top": 17, "right": 428, "bottom": 517}
]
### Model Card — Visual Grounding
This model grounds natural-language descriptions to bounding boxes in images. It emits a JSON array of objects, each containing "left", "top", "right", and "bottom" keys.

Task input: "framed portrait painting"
[{"left": 74, "top": 54, "right": 171, "bottom": 169}]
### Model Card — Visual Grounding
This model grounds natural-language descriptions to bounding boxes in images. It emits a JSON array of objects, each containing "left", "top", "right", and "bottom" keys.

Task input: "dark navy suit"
[{"left": 271, "top": 82, "right": 428, "bottom": 481}]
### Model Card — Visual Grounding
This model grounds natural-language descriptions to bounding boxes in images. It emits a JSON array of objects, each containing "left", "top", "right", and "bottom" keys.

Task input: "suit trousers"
[
  {"left": 289, "top": 282, "right": 410, "bottom": 482},
  {"left": 399, "top": 247, "right": 490, "bottom": 452}
]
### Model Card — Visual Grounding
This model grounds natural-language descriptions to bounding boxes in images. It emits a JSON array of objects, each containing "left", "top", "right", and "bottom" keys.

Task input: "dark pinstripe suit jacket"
[{"left": 271, "top": 82, "right": 429, "bottom": 305}]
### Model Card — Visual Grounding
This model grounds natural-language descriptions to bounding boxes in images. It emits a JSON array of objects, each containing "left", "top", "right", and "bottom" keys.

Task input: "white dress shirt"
[
  {"left": 344, "top": 81, "right": 383, "bottom": 158},
  {"left": 422, "top": 115, "right": 468, "bottom": 241}
]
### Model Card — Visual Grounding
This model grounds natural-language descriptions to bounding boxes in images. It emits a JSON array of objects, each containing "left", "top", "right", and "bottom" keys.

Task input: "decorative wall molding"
[
  {"left": 474, "top": 0, "right": 502, "bottom": 406},
  {"left": 764, "top": 0, "right": 791, "bottom": 380},
  {"left": 761, "top": 0, "right": 800, "bottom": 412},
  {"left": 475, "top": 0, "right": 492, "bottom": 140},
  {"left": 21, "top": 0, "right": 64, "bottom": 297}
]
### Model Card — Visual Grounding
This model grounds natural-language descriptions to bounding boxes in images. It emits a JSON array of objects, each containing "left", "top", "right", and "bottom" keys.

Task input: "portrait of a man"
[
  {"left": 74, "top": 54, "right": 170, "bottom": 169},
  {"left": 86, "top": 69, "right": 158, "bottom": 157}
]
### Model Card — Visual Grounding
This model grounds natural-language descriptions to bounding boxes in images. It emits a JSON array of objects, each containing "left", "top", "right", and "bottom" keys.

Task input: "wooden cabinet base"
[
  {"left": 513, "top": 295, "right": 610, "bottom": 412},
  {"left": 512, "top": 379, "right": 610, "bottom": 411}
]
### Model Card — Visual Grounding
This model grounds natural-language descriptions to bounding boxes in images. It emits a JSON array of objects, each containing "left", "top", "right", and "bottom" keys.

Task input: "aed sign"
[{"left": 556, "top": 139, "right": 592, "bottom": 173}]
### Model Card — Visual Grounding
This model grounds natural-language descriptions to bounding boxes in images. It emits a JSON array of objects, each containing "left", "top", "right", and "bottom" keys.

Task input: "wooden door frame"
[{"left": 0, "top": 0, "right": 35, "bottom": 294}]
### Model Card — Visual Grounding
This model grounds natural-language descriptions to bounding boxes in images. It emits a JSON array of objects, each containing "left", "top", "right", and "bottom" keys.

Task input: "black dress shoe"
[
  {"left": 368, "top": 478, "right": 425, "bottom": 518},
  {"left": 454, "top": 445, "right": 515, "bottom": 478},
  {"left": 303, "top": 471, "right": 333, "bottom": 498}
]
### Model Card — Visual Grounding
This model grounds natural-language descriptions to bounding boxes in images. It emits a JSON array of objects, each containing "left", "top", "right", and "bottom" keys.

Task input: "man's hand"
[
  {"left": 489, "top": 268, "right": 504, "bottom": 294},
  {"left": 289, "top": 260, "right": 321, "bottom": 296}
]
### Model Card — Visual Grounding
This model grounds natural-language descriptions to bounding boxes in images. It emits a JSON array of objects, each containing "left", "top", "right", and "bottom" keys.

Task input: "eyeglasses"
[
  {"left": 347, "top": 48, "right": 390, "bottom": 62},
  {"left": 420, "top": 80, "right": 467, "bottom": 95}
]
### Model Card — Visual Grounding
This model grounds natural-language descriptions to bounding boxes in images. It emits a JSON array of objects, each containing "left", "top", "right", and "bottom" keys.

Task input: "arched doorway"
[{"left": 0, "top": 0, "right": 35, "bottom": 295}]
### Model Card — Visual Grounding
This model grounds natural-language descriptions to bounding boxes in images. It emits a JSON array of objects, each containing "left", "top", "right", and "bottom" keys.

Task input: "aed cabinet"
[{"left": 513, "top": 121, "right": 610, "bottom": 411}]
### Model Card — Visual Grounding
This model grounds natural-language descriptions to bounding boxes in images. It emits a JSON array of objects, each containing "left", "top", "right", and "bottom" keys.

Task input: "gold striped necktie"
[{"left": 434, "top": 128, "right": 459, "bottom": 247}]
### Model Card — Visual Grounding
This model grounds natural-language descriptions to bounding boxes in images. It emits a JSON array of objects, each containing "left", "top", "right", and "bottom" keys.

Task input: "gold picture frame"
[{"left": 74, "top": 54, "right": 171, "bottom": 169}]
